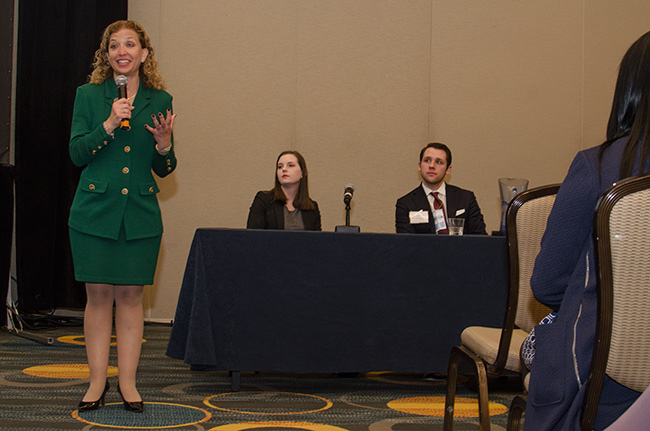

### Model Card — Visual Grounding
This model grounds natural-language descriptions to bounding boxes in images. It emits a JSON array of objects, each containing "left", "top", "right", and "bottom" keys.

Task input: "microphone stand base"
[{"left": 335, "top": 225, "right": 360, "bottom": 233}]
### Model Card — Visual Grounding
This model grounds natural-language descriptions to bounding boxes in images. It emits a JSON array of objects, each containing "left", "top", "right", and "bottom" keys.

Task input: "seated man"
[{"left": 395, "top": 142, "right": 487, "bottom": 235}]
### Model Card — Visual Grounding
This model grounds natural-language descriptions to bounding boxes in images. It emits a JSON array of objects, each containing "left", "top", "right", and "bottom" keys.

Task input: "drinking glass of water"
[{"left": 448, "top": 218, "right": 465, "bottom": 235}]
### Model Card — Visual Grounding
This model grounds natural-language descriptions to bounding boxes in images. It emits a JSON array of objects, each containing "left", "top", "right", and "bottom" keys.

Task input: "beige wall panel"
[
  {"left": 429, "top": 1, "right": 584, "bottom": 231},
  {"left": 127, "top": 1, "right": 650, "bottom": 320},
  {"left": 294, "top": 0, "right": 432, "bottom": 232},
  {"left": 131, "top": 0, "right": 301, "bottom": 320}
]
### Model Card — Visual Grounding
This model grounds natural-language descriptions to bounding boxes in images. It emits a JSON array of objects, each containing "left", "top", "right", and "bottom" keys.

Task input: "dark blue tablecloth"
[{"left": 166, "top": 228, "right": 508, "bottom": 374}]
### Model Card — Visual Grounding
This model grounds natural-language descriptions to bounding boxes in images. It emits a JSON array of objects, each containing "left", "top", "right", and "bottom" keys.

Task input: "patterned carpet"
[{"left": 0, "top": 324, "right": 523, "bottom": 430}]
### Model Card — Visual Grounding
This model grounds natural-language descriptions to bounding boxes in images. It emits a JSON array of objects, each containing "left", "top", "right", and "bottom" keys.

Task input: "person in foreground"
[
  {"left": 246, "top": 150, "right": 321, "bottom": 230},
  {"left": 525, "top": 31, "right": 650, "bottom": 431},
  {"left": 395, "top": 142, "right": 486, "bottom": 234},
  {"left": 68, "top": 20, "right": 177, "bottom": 413}
]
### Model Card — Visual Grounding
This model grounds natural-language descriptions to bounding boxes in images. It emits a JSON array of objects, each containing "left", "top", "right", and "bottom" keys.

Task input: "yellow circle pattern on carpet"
[
  {"left": 209, "top": 421, "right": 348, "bottom": 431},
  {"left": 22, "top": 364, "right": 119, "bottom": 379},
  {"left": 205, "top": 391, "right": 333, "bottom": 415},
  {"left": 57, "top": 335, "right": 145, "bottom": 346},
  {"left": 387, "top": 396, "right": 508, "bottom": 417}
]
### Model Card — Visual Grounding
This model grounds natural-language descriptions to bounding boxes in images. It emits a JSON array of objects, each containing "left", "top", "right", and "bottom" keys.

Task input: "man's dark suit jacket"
[
  {"left": 247, "top": 191, "right": 321, "bottom": 231},
  {"left": 395, "top": 183, "right": 487, "bottom": 235}
]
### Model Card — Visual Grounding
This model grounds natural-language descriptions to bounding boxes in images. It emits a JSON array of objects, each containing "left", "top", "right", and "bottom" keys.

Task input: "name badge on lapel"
[{"left": 409, "top": 210, "right": 429, "bottom": 224}]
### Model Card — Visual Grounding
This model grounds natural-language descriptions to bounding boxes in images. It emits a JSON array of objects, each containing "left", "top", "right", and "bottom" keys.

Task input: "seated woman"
[
  {"left": 524, "top": 30, "right": 650, "bottom": 430},
  {"left": 246, "top": 150, "right": 321, "bottom": 231}
]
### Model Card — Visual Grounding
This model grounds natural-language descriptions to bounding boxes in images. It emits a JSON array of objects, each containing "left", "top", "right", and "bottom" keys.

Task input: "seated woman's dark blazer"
[{"left": 246, "top": 191, "right": 321, "bottom": 231}]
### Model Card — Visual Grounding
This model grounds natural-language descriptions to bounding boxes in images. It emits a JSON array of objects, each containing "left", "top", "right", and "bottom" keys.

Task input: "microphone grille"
[
  {"left": 115, "top": 75, "right": 128, "bottom": 86},
  {"left": 344, "top": 183, "right": 355, "bottom": 192}
]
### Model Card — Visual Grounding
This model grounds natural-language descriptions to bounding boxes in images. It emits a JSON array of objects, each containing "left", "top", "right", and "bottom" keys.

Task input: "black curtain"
[
  {"left": 1, "top": 2, "right": 16, "bottom": 309},
  {"left": 1, "top": 165, "right": 14, "bottom": 306},
  {"left": 14, "top": 0, "right": 127, "bottom": 312}
]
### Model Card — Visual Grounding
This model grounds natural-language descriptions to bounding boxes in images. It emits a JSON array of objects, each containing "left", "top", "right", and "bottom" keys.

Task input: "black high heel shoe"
[
  {"left": 78, "top": 380, "right": 110, "bottom": 411},
  {"left": 117, "top": 384, "right": 144, "bottom": 413}
]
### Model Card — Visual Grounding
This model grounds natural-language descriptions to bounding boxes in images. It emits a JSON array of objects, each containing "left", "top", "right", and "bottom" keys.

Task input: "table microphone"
[
  {"left": 344, "top": 184, "right": 355, "bottom": 205},
  {"left": 115, "top": 75, "right": 130, "bottom": 130},
  {"left": 336, "top": 183, "right": 360, "bottom": 232}
]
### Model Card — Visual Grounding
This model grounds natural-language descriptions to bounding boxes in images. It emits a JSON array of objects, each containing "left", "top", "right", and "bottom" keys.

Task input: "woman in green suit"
[{"left": 69, "top": 20, "right": 177, "bottom": 413}]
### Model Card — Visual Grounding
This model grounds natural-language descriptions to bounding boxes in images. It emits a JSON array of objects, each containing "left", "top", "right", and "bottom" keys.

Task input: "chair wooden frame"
[
  {"left": 580, "top": 173, "right": 650, "bottom": 431},
  {"left": 505, "top": 351, "right": 530, "bottom": 431},
  {"left": 443, "top": 184, "right": 560, "bottom": 431},
  {"left": 506, "top": 394, "right": 527, "bottom": 431}
]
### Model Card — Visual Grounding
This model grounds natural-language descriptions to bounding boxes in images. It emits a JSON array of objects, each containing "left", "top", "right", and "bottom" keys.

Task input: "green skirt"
[{"left": 69, "top": 224, "right": 162, "bottom": 285}]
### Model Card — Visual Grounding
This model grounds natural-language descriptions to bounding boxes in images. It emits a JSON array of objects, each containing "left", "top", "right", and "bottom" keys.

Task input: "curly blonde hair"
[{"left": 89, "top": 20, "right": 166, "bottom": 90}]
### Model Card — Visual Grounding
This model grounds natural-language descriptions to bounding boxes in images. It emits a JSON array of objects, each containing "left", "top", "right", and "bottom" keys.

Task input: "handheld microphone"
[
  {"left": 115, "top": 75, "right": 130, "bottom": 131},
  {"left": 343, "top": 183, "right": 355, "bottom": 205}
]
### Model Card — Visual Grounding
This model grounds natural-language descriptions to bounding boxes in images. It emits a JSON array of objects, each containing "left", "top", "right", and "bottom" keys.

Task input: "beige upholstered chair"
[
  {"left": 581, "top": 173, "right": 650, "bottom": 431},
  {"left": 443, "top": 184, "right": 559, "bottom": 431}
]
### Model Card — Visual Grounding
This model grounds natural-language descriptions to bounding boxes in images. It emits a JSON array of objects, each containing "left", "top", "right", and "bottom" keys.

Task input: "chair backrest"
[
  {"left": 493, "top": 184, "right": 559, "bottom": 372},
  {"left": 581, "top": 173, "right": 650, "bottom": 430}
]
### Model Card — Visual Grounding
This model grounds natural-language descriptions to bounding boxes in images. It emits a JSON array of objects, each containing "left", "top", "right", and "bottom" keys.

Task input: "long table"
[{"left": 166, "top": 228, "right": 508, "bottom": 389}]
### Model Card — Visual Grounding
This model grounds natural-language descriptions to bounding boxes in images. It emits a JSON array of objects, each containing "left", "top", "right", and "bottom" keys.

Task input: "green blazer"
[{"left": 68, "top": 78, "right": 177, "bottom": 240}]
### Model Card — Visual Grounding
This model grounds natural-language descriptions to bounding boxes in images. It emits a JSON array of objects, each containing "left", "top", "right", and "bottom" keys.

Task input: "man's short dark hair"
[{"left": 419, "top": 142, "right": 452, "bottom": 166}]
